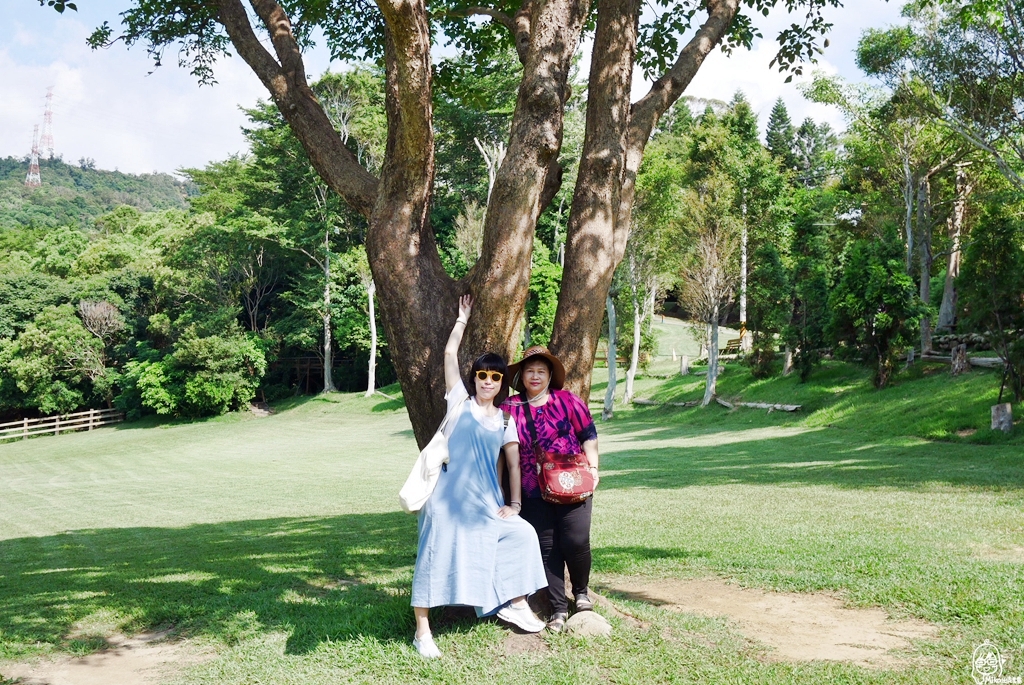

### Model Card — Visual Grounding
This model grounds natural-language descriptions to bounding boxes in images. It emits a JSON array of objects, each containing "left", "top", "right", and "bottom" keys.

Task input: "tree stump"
[
  {"left": 991, "top": 403, "right": 1013, "bottom": 433},
  {"left": 782, "top": 346, "right": 793, "bottom": 376},
  {"left": 951, "top": 344, "right": 968, "bottom": 376},
  {"left": 680, "top": 355, "right": 689, "bottom": 376},
  {"left": 905, "top": 347, "right": 915, "bottom": 369}
]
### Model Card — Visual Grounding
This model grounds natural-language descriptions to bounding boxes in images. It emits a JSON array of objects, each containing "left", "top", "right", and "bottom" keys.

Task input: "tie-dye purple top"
[{"left": 501, "top": 389, "right": 598, "bottom": 499}]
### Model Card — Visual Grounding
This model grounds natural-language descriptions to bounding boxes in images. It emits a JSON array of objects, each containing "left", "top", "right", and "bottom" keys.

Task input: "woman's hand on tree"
[{"left": 458, "top": 294, "right": 474, "bottom": 322}]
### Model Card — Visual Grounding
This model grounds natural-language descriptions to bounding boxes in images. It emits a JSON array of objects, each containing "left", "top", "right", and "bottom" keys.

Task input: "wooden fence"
[{"left": 0, "top": 408, "right": 124, "bottom": 442}]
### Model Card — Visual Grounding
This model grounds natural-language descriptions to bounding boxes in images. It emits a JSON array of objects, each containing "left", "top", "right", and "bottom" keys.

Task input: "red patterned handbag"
[{"left": 522, "top": 397, "right": 595, "bottom": 505}]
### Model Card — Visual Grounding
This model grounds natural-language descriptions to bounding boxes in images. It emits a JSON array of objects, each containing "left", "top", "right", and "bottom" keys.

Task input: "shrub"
[{"left": 828, "top": 234, "right": 925, "bottom": 388}]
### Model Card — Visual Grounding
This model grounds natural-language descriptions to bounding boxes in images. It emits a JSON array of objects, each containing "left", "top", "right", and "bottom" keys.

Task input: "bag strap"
[
  {"left": 520, "top": 392, "right": 541, "bottom": 458},
  {"left": 437, "top": 387, "right": 468, "bottom": 439}
]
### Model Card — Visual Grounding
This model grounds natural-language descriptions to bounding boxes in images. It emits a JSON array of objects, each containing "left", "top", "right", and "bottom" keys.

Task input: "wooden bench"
[{"left": 722, "top": 338, "right": 742, "bottom": 354}]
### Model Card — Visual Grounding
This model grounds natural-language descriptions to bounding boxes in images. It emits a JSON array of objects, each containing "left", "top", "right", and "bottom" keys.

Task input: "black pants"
[{"left": 520, "top": 496, "right": 592, "bottom": 614}]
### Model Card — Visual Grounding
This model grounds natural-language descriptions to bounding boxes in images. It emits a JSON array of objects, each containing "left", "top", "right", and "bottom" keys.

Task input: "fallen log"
[
  {"left": 970, "top": 357, "right": 1004, "bottom": 369},
  {"left": 734, "top": 402, "right": 801, "bottom": 412},
  {"left": 715, "top": 397, "right": 734, "bottom": 409},
  {"left": 631, "top": 398, "right": 700, "bottom": 408}
]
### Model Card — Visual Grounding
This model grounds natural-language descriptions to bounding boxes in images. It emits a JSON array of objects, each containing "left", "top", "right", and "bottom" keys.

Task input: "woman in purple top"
[{"left": 502, "top": 346, "right": 599, "bottom": 633}]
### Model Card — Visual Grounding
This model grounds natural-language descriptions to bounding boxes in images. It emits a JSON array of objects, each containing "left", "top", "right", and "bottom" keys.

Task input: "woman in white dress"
[{"left": 410, "top": 295, "right": 548, "bottom": 658}]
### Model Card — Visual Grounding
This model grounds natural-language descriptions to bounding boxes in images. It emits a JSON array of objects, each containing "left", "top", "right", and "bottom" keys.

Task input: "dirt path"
[
  {"left": 597, "top": 576, "right": 939, "bottom": 668},
  {"left": 1, "top": 631, "right": 209, "bottom": 685}
]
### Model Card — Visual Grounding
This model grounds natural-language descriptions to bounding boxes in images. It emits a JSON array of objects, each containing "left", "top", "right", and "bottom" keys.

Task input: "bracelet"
[
  {"left": 456, "top": 317, "right": 468, "bottom": 325},
  {"left": 510, "top": 501, "right": 522, "bottom": 510}
]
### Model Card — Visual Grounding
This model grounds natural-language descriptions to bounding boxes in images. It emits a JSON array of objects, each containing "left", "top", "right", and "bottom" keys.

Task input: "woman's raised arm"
[{"left": 444, "top": 294, "right": 473, "bottom": 393}]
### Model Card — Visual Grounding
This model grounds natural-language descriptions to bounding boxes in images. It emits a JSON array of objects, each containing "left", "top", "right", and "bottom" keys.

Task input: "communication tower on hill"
[
  {"left": 25, "top": 125, "right": 42, "bottom": 187},
  {"left": 40, "top": 87, "right": 55, "bottom": 158}
]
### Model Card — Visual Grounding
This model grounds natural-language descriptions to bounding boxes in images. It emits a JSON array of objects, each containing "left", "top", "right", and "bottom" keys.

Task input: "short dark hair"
[{"left": 468, "top": 352, "right": 509, "bottom": 406}]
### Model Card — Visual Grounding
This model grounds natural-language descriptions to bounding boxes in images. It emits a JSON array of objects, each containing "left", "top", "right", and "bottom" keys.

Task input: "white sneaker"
[
  {"left": 413, "top": 632, "right": 441, "bottom": 659},
  {"left": 497, "top": 601, "right": 545, "bottom": 633}
]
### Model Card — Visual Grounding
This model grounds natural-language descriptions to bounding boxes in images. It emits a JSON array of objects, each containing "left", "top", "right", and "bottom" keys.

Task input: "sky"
[{"left": 1, "top": 0, "right": 905, "bottom": 176}]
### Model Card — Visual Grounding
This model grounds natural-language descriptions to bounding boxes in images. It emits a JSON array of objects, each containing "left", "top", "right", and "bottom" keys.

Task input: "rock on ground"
[{"left": 564, "top": 611, "right": 612, "bottom": 637}]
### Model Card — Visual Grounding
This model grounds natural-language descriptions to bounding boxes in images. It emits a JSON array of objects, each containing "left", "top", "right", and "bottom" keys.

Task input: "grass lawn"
[{"left": 1, "top": 360, "right": 1022, "bottom": 684}]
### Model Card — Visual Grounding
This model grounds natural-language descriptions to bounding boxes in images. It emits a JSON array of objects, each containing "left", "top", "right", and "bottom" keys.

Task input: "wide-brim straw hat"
[{"left": 508, "top": 345, "right": 566, "bottom": 392}]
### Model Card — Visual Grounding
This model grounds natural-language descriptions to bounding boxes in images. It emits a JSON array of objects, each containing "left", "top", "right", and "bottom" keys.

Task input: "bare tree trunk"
[
  {"left": 365, "top": 280, "right": 377, "bottom": 397},
  {"left": 918, "top": 176, "right": 933, "bottom": 354},
  {"left": 702, "top": 306, "right": 720, "bottom": 407},
  {"left": 903, "top": 155, "right": 915, "bottom": 274},
  {"left": 624, "top": 286, "right": 641, "bottom": 404},
  {"left": 323, "top": 237, "right": 337, "bottom": 393},
  {"left": 938, "top": 165, "right": 971, "bottom": 331},
  {"left": 739, "top": 191, "right": 750, "bottom": 352},
  {"left": 782, "top": 344, "right": 793, "bottom": 376},
  {"left": 603, "top": 295, "right": 617, "bottom": 420}
]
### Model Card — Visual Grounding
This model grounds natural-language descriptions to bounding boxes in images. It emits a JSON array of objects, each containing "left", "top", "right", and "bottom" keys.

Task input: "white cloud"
[
  {"left": 626, "top": 0, "right": 906, "bottom": 136},
  {"left": 1, "top": 5, "right": 270, "bottom": 174}
]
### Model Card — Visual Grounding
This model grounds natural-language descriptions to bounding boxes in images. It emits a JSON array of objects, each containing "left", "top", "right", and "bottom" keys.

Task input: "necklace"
[{"left": 526, "top": 389, "right": 549, "bottom": 405}]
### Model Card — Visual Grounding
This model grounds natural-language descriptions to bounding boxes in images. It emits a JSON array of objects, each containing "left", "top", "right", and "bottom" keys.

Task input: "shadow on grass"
[
  {"left": 598, "top": 422, "right": 1024, "bottom": 492},
  {"left": 0, "top": 513, "right": 421, "bottom": 658},
  {"left": 592, "top": 546, "right": 708, "bottom": 574}
]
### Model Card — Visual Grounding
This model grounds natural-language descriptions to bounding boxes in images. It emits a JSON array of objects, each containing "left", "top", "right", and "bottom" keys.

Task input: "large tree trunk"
[
  {"left": 552, "top": 0, "right": 741, "bottom": 400},
  {"left": 218, "top": 0, "right": 743, "bottom": 443},
  {"left": 938, "top": 165, "right": 971, "bottom": 331},
  {"left": 551, "top": 0, "right": 639, "bottom": 399},
  {"left": 371, "top": 0, "right": 588, "bottom": 447}
]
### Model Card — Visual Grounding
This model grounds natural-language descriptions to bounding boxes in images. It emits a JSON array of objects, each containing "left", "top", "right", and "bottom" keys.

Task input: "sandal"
[
  {"left": 574, "top": 591, "right": 594, "bottom": 612},
  {"left": 546, "top": 612, "right": 568, "bottom": 633}
]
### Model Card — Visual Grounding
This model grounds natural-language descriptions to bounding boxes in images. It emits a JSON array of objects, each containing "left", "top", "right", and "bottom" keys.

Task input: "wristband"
[{"left": 456, "top": 317, "right": 468, "bottom": 325}]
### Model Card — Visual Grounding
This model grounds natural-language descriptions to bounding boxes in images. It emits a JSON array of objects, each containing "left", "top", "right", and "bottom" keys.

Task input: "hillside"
[{"left": 0, "top": 156, "right": 194, "bottom": 230}]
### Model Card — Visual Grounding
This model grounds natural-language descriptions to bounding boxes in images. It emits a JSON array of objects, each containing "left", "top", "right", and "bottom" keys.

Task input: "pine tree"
[
  {"left": 765, "top": 98, "right": 797, "bottom": 170},
  {"left": 724, "top": 91, "right": 760, "bottom": 148}
]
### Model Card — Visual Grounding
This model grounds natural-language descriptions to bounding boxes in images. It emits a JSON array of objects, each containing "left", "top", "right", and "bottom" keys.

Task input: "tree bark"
[
  {"left": 551, "top": 0, "right": 639, "bottom": 398},
  {"left": 603, "top": 295, "right": 617, "bottom": 420},
  {"left": 938, "top": 165, "right": 971, "bottom": 332},
  {"left": 365, "top": 0, "right": 454, "bottom": 448},
  {"left": 552, "top": 0, "right": 741, "bottom": 400}
]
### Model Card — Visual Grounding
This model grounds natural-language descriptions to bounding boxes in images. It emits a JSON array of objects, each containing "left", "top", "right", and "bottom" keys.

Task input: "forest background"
[{"left": 1, "top": 0, "right": 1022, "bottom": 422}]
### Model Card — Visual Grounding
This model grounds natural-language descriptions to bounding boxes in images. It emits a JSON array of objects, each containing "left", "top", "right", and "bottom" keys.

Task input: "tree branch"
[
  {"left": 446, "top": 6, "right": 515, "bottom": 32},
  {"left": 217, "top": 0, "right": 379, "bottom": 218}
]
